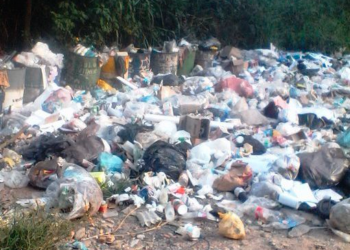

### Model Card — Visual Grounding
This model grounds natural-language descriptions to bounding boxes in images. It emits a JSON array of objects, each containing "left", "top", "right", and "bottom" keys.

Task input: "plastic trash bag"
[
  {"left": 337, "top": 128, "right": 350, "bottom": 148},
  {"left": 213, "top": 161, "right": 252, "bottom": 192},
  {"left": 0, "top": 168, "right": 29, "bottom": 188},
  {"left": 235, "top": 135, "right": 266, "bottom": 155},
  {"left": 250, "top": 181, "right": 282, "bottom": 200},
  {"left": 98, "top": 152, "right": 123, "bottom": 174},
  {"left": 216, "top": 76, "right": 254, "bottom": 98},
  {"left": 236, "top": 109, "right": 269, "bottom": 126},
  {"left": 45, "top": 161, "right": 103, "bottom": 220},
  {"left": 218, "top": 212, "right": 245, "bottom": 240},
  {"left": 61, "top": 135, "right": 105, "bottom": 166},
  {"left": 278, "top": 109, "right": 299, "bottom": 124},
  {"left": 330, "top": 198, "right": 350, "bottom": 234},
  {"left": 21, "top": 134, "right": 74, "bottom": 161},
  {"left": 142, "top": 141, "right": 187, "bottom": 180},
  {"left": 29, "top": 158, "right": 60, "bottom": 189},
  {"left": 42, "top": 88, "right": 73, "bottom": 114},
  {"left": 298, "top": 143, "right": 349, "bottom": 188},
  {"left": 270, "top": 154, "right": 300, "bottom": 180},
  {"left": 154, "top": 121, "right": 177, "bottom": 139}
]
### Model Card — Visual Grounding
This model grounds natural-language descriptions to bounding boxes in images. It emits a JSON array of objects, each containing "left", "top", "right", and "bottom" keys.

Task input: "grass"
[{"left": 0, "top": 209, "right": 73, "bottom": 250}]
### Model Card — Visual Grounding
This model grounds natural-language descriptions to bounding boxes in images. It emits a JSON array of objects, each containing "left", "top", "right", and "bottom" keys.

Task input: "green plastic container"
[
  {"left": 66, "top": 53, "right": 101, "bottom": 90},
  {"left": 177, "top": 46, "right": 197, "bottom": 76}
]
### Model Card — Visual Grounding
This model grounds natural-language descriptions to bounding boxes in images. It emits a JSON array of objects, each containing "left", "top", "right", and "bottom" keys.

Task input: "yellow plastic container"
[{"left": 90, "top": 172, "right": 106, "bottom": 185}]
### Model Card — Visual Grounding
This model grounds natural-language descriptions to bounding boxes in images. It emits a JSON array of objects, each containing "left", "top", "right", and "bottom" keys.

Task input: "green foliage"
[
  {"left": 1, "top": 0, "right": 350, "bottom": 53},
  {"left": 0, "top": 210, "right": 72, "bottom": 250}
]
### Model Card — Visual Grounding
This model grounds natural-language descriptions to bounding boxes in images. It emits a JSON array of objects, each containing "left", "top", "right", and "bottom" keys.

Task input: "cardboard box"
[{"left": 179, "top": 115, "right": 210, "bottom": 140}]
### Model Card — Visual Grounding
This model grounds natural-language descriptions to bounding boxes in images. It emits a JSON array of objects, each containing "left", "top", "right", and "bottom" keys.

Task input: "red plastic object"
[{"left": 216, "top": 75, "right": 254, "bottom": 98}]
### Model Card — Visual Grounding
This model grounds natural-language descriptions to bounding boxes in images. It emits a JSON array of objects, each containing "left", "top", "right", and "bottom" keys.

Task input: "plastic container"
[
  {"left": 151, "top": 51, "right": 178, "bottom": 75},
  {"left": 158, "top": 188, "right": 168, "bottom": 205},
  {"left": 66, "top": 52, "right": 101, "bottom": 90},
  {"left": 101, "top": 52, "right": 129, "bottom": 79},
  {"left": 194, "top": 49, "right": 217, "bottom": 70},
  {"left": 173, "top": 199, "right": 188, "bottom": 215},
  {"left": 234, "top": 187, "right": 248, "bottom": 202},
  {"left": 177, "top": 46, "right": 196, "bottom": 76},
  {"left": 128, "top": 51, "right": 151, "bottom": 78},
  {"left": 165, "top": 202, "right": 175, "bottom": 222}
]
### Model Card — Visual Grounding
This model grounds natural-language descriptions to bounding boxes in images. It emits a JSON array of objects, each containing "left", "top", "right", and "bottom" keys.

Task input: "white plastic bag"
[{"left": 0, "top": 169, "right": 29, "bottom": 188}]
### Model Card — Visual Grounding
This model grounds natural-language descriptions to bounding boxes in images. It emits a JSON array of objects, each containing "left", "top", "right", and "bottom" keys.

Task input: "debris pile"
[{"left": 1, "top": 39, "right": 350, "bottom": 248}]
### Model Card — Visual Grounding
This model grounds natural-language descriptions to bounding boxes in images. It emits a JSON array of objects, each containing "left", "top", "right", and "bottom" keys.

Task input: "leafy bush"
[{"left": 1, "top": 0, "right": 350, "bottom": 53}]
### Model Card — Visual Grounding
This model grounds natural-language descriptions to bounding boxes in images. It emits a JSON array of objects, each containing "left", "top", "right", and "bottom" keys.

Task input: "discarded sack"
[
  {"left": 329, "top": 198, "right": 350, "bottom": 234},
  {"left": 218, "top": 212, "right": 245, "bottom": 240},
  {"left": 142, "top": 140, "right": 187, "bottom": 180},
  {"left": 21, "top": 134, "right": 74, "bottom": 161},
  {"left": 45, "top": 160, "right": 103, "bottom": 220},
  {"left": 29, "top": 158, "right": 60, "bottom": 189},
  {"left": 216, "top": 76, "right": 254, "bottom": 98},
  {"left": 235, "top": 135, "right": 266, "bottom": 155},
  {"left": 270, "top": 154, "right": 300, "bottom": 180},
  {"left": 213, "top": 161, "right": 252, "bottom": 192},
  {"left": 61, "top": 135, "right": 105, "bottom": 166},
  {"left": 298, "top": 143, "right": 349, "bottom": 188},
  {"left": 337, "top": 128, "right": 350, "bottom": 148}
]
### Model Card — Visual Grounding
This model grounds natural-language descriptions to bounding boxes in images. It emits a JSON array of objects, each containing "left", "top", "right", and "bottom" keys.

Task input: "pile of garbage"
[{"left": 1, "top": 39, "right": 350, "bottom": 246}]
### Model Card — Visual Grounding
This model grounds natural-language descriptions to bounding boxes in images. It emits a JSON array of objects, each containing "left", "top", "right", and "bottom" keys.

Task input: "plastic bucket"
[
  {"left": 66, "top": 53, "right": 101, "bottom": 90},
  {"left": 101, "top": 52, "right": 129, "bottom": 80},
  {"left": 195, "top": 50, "right": 217, "bottom": 70},
  {"left": 128, "top": 52, "right": 151, "bottom": 78},
  {"left": 151, "top": 51, "right": 178, "bottom": 75},
  {"left": 177, "top": 46, "right": 197, "bottom": 76}
]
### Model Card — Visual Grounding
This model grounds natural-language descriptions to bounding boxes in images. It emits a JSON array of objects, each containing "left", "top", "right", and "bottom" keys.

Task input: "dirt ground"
[{"left": 1, "top": 186, "right": 349, "bottom": 250}]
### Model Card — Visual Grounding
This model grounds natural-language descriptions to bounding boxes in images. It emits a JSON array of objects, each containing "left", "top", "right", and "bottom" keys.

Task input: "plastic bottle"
[
  {"left": 234, "top": 187, "right": 248, "bottom": 202},
  {"left": 158, "top": 188, "right": 168, "bottom": 205},
  {"left": 178, "top": 171, "right": 189, "bottom": 187},
  {"left": 254, "top": 206, "right": 283, "bottom": 224},
  {"left": 165, "top": 202, "right": 175, "bottom": 222},
  {"left": 184, "top": 224, "right": 201, "bottom": 241},
  {"left": 172, "top": 199, "right": 188, "bottom": 215}
]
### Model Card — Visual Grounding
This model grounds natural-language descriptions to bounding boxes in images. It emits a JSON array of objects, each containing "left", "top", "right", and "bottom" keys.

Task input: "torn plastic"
[
  {"left": 45, "top": 161, "right": 103, "bottom": 220},
  {"left": 298, "top": 143, "right": 349, "bottom": 188}
]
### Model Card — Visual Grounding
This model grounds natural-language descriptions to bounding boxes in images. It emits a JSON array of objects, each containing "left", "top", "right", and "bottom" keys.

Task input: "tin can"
[
  {"left": 172, "top": 199, "right": 188, "bottom": 215},
  {"left": 99, "top": 201, "right": 108, "bottom": 213}
]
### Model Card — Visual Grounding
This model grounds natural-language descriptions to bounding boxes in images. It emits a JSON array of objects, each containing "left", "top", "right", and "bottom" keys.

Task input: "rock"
[
  {"left": 137, "top": 234, "right": 146, "bottom": 240},
  {"left": 75, "top": 227, "right": 86, "bottom": 240},
  {"left": 311, "top": 218, "right": 323, "bottom": 227},
  {"left": 130, "top": 238, "right": 139, "bottom": 248},
  {"left": 288, "top": 225, "right": 311, "bottom": 238}
]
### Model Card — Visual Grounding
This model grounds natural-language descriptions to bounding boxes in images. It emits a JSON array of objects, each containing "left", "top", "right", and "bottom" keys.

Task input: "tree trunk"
[{"left": 24, "top": 0, "right": 32, "bottom": 47}]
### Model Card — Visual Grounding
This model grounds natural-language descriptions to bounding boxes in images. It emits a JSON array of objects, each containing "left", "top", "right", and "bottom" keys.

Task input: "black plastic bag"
[
  {"left": 298, "top": 143, "right": 349, "bottom": 188},
  {"left": 235, "top": 135, "right": 266, "bottom": 155},
  {"left": 298, "top": 113, "right": 333, "bottom": 130},
  {"left": 142, "top": 141, "right": 187, "bottom": 180},
  {"left": 21, "top": 134, "right": 74, "bottom": 161},
  {"left": 263, "top": 102, "right": 280, "bottom": 119},
  {"left": 61, "top": 136, "right": 105, "bottom": 165},
  {"left": 151, "top": 74, "right": 179, "bottom": 86}
]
